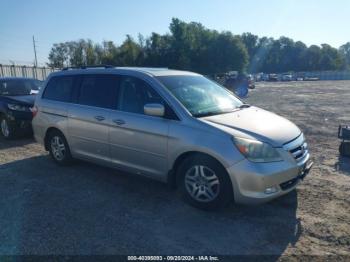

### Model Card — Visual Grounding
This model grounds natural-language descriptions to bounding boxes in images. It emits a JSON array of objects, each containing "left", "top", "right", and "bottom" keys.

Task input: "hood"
[
  {"left": 201, "top": 106, "right": 301, "bottom": 146},
  {"left": 4, "top": 95, "right": 36, "bottom": 106}
]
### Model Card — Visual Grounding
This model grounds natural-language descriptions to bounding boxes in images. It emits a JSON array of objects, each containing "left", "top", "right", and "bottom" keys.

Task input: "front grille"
[
  {"left": 283, "top": 134, "right": 309, "bottom": 162},
  {"left": 289, "top": 142, "right": 308, "bottom": 161}
]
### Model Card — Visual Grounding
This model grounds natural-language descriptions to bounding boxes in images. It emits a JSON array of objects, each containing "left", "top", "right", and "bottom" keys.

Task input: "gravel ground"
[{"left": 0, "top": 80, "right": 349, "bottom": 257}]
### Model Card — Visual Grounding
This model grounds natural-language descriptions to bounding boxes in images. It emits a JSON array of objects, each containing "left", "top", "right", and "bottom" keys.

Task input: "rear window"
[
  {"left": 0, "top": 79, "right": 40, "bottom": 96},
  {"left": 43, "top": 76, "right": 74, "bottom": 102},
  {"left": 78, "top": 75, "right": 118, "bottom": 109}
]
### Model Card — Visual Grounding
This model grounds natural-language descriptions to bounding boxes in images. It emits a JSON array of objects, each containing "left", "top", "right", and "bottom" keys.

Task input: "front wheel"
[
  {"left": 0, "top": 116, "right": 16, "bottom": 139},
  {"left": 48, "top": 130, "right": 73, "bottom": 165},
  {"left": 177, "top": 155, "right": 233, "bottom": 210}
]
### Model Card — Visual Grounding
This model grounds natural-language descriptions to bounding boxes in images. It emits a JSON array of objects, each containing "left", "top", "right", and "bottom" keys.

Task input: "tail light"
[{"left": 30, "top": 106, "right": 38, "bottom": 118}]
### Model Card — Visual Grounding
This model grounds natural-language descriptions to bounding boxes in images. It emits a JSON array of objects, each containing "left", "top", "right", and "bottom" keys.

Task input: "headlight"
[
  {"left": 233, "top": 137, "right": 282, "bottom": 162},
  {"left": 7, "top": 103, "right": 30, "bottom": 112}
]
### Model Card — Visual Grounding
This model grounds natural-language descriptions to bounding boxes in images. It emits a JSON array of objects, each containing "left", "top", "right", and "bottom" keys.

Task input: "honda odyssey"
[{"left": 32, "top": 66, "right": 313, "bottom": 209}]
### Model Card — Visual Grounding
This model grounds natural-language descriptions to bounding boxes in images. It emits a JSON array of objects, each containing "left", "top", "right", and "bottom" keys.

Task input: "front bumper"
[
  {"left": 6, "top": 110, "right": 33, "bottom": 133},
  {"left": 226, "top": 152, "right": 313, "bottom": 204}
]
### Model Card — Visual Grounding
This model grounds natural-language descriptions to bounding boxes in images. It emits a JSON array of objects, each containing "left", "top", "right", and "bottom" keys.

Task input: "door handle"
[
  {"left": 113, "top": 119, "right": 125, "bottom": 125},
  {"left": 94, "top": 116, "right": 105, "bottom": 121}
]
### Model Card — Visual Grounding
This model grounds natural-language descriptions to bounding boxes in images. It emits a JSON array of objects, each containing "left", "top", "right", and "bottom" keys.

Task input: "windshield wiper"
[
  {"left": 193, "top": 112, "right": 220, "bottom": 118},
  {"left": 194, "top": 109, "right": 239, "bottom": 118}
]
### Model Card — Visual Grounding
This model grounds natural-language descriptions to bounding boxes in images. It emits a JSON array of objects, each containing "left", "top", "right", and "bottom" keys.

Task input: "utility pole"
[{"left": 32, "top": 35, "right": 38, "bottom": 67}]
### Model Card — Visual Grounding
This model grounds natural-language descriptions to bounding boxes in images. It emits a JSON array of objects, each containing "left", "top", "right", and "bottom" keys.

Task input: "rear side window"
[
  {"left": 78, "top": 75, "right": 118, "bottom": 109},
  {"left": 43, "top": 76, "right": 74, "bottom": 102}
]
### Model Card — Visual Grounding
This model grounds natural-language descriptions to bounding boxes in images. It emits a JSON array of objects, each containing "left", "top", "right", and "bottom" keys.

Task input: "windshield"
[
  {"left": 157, "top": 75, "right": 243, "bottom": 117},
  {"left": 0, "top": 79, "right": 41, "bottom": 96}
]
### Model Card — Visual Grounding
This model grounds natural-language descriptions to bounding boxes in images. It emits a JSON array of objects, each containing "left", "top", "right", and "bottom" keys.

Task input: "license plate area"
[
  {"left": 299, "top": 160, "right": 313, "bottom": 180},
  {"left": 280, "top": 160, "right": 313, "bottom": 191}
]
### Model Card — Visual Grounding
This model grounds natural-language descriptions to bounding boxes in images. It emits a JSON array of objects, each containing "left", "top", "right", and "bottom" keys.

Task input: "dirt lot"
[{"left": 0, "top": 81, "right": 349, "bottom": 257}]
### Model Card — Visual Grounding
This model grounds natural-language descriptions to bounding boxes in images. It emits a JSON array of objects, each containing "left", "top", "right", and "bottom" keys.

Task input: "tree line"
[{"left": 48, "top": 18, "right": 350, "bottom": 74}]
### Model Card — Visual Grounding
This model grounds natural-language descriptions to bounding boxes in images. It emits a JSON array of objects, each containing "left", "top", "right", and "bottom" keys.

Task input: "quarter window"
[{"left": 42, "top": 76, "right": 74, "bottom": 102}]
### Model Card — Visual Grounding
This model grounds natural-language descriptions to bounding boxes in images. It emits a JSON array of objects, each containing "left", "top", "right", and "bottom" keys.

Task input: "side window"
[
  {"left": 42, "top": 76, "right": 74, "bottom": 102},
  {"left": 118, "top": 76, "right": 164, "bottom": 115},
  {"left": 78, "top": 75, "right": 118, "bottom": 109}
]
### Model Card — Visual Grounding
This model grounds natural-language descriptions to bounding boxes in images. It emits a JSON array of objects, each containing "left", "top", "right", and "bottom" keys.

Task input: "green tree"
[
  {"left": 339, "top": 42, "right": 350, "bottom": 69},
  {"left": 168, "top": 18, "right": 248, "bottom": 74},
  {"left": 144, "top": 32, "right": 172, "bottom": 67},
  {"left": 47, "top": 43, "right": 68, "bottom": 68},
  {"left": 293, "top": 41, "right": 308, "bottom": 71},
  {"left": 240, "top": 32, "right": 259, "bottom": 72},
  {"left": 66, "top": 40, "right": 85, "bottom": 66},
  {"left": 207, "top": 32, "right": 248, "bottom": 74},
  {"left": 116, "top": 35, "right": 143, "bottom": 66},
  {"left": 249, "top": 37, "right": 273, "bottom": 73},
  {"left": 47, "top": 17, "right": 347, "bottom": 73},
  {"left": 316, "top": 44, "right": 345, "bottom": 71},
  {"left": 100, "top": 41, "right": 118, "bottom": 65}
]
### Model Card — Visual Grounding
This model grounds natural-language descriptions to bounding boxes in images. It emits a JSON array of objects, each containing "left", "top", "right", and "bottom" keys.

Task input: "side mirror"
[{"left": 144, "top": 103, "right": 165, "bottom": 117}]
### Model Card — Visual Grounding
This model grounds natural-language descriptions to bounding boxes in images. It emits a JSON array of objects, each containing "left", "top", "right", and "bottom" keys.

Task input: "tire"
[
  {"left": 47, "top": 130, "right": 73, "bottom": 166},
  {"left": 0, "top": 115, "right": 16, "bottom": 139},
  {"left": 339, "top": 142, "right": 350, "bottom": 157},
  {"left": 339, "top": 143, "right": 344, "bottom": 155},
  {"left": 177, "top": 154, "right": 233, "bottom": 210}
]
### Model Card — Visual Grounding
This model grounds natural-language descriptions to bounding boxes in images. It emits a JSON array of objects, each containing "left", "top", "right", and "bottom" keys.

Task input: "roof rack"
[{"left": 62, "top": 65, "right": 114, "bottom": 71}]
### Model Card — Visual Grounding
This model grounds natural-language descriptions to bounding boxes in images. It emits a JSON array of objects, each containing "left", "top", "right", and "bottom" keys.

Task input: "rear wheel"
[
  {"left": 177, "top": 154, "right": 233, "bottom": 210},
  {"left": 0, "top": 116, "right": 16, "bottom": 139},
  {"left": 47, "top": 130, "right": 73, "bottom": 165}
]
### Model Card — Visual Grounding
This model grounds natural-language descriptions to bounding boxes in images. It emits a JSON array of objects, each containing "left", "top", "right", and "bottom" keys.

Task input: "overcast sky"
[{"left": 0, "top": 0, "right": 349, "bottom": 66}]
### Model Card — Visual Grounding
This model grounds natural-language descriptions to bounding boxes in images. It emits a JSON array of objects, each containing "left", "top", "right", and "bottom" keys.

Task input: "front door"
[{"left": 109, "top": 76, "right": 169, "bottom": 179}]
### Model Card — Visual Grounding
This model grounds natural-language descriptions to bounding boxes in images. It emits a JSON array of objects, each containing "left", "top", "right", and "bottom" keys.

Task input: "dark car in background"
[
  {"left": 223, "top": 73, "right": 254, "bottom": 97},
  {"left": 0, "top": 77, "right": 40, "bottom": 139}
]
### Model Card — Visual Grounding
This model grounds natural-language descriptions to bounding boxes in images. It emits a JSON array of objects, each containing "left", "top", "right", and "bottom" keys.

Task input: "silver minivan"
[{"left": 32, "top": 67, "right": 313, "bottom": 209}]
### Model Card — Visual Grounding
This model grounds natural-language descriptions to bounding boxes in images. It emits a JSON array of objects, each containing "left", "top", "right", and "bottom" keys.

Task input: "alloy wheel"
[
  {"left": 50, "top": 136, "right": 66, "bottom": 161},
  {"left": 185, "top": 165, "right": 220, "bottom": 202},
  {"left": 0, "top": 119, "right": 10, "bottom": 138}
]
